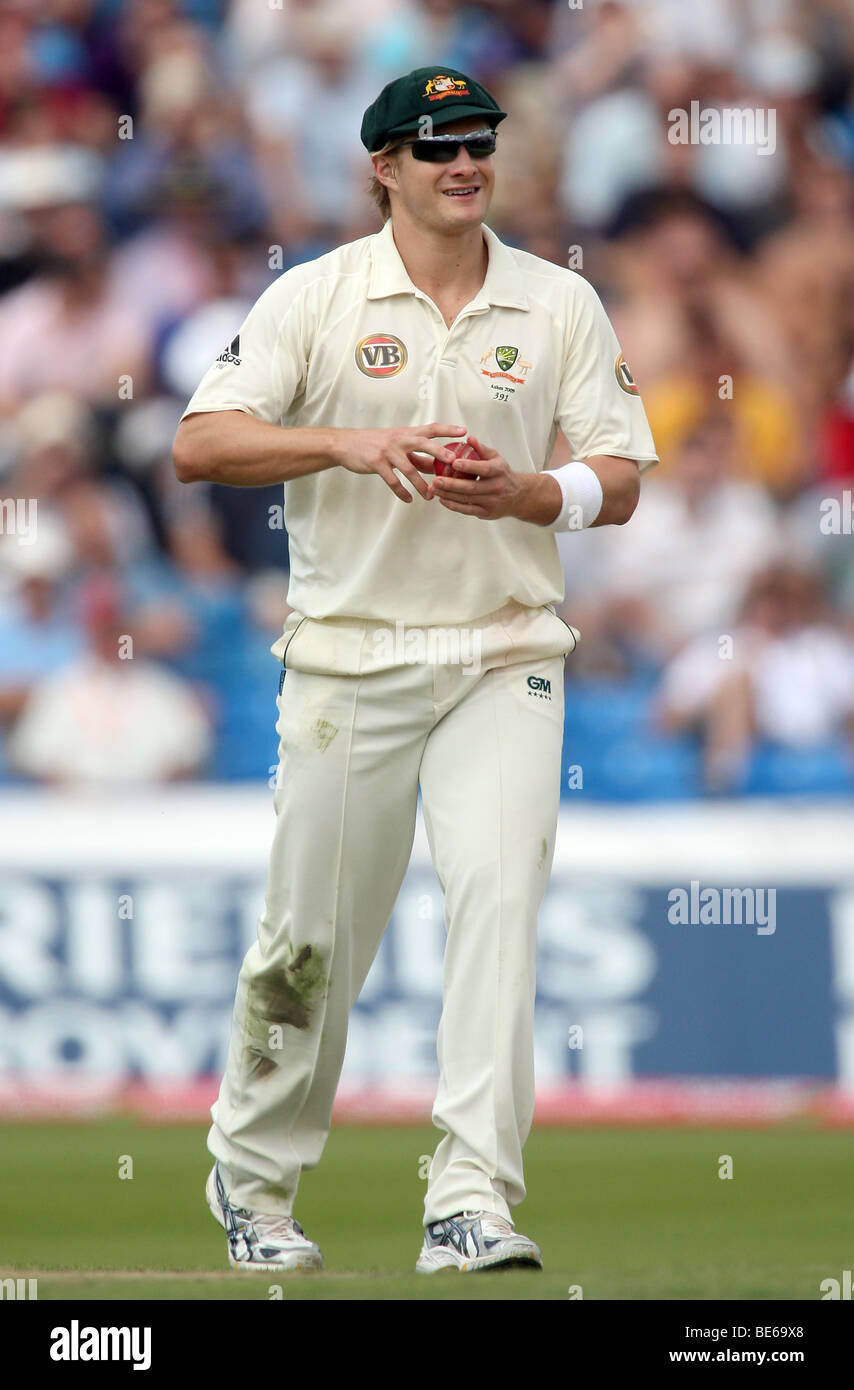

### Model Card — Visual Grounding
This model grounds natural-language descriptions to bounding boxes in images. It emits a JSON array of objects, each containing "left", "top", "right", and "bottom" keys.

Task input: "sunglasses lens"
[
  {"left": 411, "top": 142, "right": 457, "bottom": 162},
  {"left": 410, "top": 132, "right": 496, "bottom": 162}
]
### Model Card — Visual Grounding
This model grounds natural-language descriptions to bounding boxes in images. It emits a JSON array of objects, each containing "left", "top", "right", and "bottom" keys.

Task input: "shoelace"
[
  {"left": 462, "top": 1211, "right": 515, "bottom": 1237},
  {"left": 224, "top": 1184, "right": 310, "bottom": 1246},
  {"left": 254, "top": 1214, "right": 307, "bottom": 1242}
]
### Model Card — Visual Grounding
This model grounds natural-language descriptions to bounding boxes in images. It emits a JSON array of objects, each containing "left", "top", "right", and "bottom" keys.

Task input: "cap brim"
[{"left": 385, "top": 105, "right": 507, "bottom": 141}]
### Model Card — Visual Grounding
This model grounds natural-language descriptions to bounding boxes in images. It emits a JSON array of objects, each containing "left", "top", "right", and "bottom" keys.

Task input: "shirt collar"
[{"left": 367, "top": 218, "right": 529, "bottom": 311}]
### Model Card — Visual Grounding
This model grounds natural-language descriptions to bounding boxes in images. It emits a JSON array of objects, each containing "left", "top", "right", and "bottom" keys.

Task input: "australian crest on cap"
[{"left": 424, "top": 74, "right": 470, "bottom": 100}]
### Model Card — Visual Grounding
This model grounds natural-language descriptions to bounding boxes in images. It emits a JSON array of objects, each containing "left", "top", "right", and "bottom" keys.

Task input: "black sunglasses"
[{"left": 396, "top": 129, "right": 497, "bottom": 163}]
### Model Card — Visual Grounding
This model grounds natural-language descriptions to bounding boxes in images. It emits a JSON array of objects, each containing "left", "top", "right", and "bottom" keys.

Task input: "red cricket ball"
[{"left": 434, "top": 438, "right": 482, "bottom": 478}]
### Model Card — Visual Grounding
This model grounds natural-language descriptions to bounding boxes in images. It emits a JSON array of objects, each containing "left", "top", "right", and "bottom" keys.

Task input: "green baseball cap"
[{"left": 361, "top": 67, "right": 507, "bottom": 154}]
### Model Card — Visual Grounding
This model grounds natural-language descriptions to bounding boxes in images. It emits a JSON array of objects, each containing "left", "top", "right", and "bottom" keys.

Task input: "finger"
[
  {"left": 437, "top": 496, "right": 490, "bottom": 517},
  {"left": 434, "top": 490, "right": 498, "bottom": 509},
  {"left": 431, "top": 477, "right": 479, "bottom": 496},
  {"left": 465, "top": 434, "right": 498, "bottom": 458},
  {"left": 389, "top": 447, "right": 431, "bottom": 499},
  {"left": 418, "top": 422, "right": 467, "bottom": 438},
  {"left": 378, "top": 461, "right": 414, "bottom": 502},
  {"left": 408, "top": 451, "right": 436, "bottom": 475},
  {"left": 406, "top": 440, "right": 455, "bottom": 466},
  {"left": 432, "top": 474, "right": 500, "bottom": 496},
  {"left": 450, "top": 454, "right": 496, "bottom": 476}
]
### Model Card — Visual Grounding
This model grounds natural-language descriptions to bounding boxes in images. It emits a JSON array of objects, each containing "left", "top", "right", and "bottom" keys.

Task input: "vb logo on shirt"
[{"left": 355, "top": 334, "right": 408, "bottom": 378}]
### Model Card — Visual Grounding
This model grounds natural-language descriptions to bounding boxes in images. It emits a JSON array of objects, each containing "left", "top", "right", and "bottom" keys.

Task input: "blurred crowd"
[{"left": 0, "top": 0, "right": 853, "bottom": 795}]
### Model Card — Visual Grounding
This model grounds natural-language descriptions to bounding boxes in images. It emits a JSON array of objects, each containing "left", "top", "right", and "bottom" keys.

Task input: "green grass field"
[{"left": 1, "top": 1121, "right": 850, "bottom": 1300}]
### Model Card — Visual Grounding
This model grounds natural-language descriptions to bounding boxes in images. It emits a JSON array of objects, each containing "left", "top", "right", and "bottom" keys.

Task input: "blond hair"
[
  {"left": 368, "top": 173, "right": 391, "bottom": 221},
  {"left": 367, "top": 140, "right": 400, "bottom": 222}
]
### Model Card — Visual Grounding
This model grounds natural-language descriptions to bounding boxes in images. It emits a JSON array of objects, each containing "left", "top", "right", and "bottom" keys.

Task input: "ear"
[{"left": 371, "top": 149, "right": 400, "bottom": 196}]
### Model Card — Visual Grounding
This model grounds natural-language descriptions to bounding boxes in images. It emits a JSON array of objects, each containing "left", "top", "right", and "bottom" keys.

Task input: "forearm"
[
  {"left": 514, "top": 471, "right": 564, "bottom": 525},
  {"left": 587, "top": 454, "right": 641, "bottom": 527},
  {"left": 173, "top": 410, "right": 343, "bottom": 487},
  {"left": 516, "top": 455, "right": 640, "bottom": 527}
]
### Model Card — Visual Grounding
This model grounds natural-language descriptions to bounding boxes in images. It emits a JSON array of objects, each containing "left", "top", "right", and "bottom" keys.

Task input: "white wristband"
[{"left": 544, "top": 460, "right": 604, "bottom": 531}]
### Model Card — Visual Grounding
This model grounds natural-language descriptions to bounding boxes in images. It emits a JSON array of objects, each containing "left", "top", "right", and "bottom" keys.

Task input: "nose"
[{"left": 446, "top": 147, "right": 479, "bottom": 176}]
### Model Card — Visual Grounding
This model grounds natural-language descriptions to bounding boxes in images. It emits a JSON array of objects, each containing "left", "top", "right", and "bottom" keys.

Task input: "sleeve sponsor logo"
[
  {"left": 355, "top": 333, "right": 408, "bottom": 378},
  {"left": 216, "top": 333, "right": 242, "bottom": 367},
  {"left": 615, "top": 352, "right": 639, "bottom": 395}
]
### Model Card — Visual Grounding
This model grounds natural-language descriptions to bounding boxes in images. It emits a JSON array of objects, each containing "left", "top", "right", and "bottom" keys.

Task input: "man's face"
[{"left": 374, "top": 116, "right": 496, "bottom": 231}]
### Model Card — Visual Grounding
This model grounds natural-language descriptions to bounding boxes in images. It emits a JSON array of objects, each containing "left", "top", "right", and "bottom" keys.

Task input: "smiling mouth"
[{"left": 442, "top": 187, "right": 479, "bottom": 198}]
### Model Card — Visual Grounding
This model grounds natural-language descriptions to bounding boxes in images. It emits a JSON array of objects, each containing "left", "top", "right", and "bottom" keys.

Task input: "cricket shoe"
[
  {"left": 206, "top": 1162, "right": 323, "bottom": 1272},
  {"left": 415, "top": 1210, "right": 542, "bottom": 1274}
]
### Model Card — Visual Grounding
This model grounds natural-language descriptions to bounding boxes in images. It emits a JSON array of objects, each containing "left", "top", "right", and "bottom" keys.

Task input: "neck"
[{"left": 388, "top": 211, "right": 487, "bottom": 299}]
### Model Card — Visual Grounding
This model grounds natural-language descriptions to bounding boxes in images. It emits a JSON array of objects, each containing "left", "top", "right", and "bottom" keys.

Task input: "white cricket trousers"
[{"left": 208, "top": 599, "right": 577, "bottom": 1225}]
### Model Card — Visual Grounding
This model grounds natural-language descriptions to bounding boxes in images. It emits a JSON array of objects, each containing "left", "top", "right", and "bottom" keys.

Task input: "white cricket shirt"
[{"left": 181, "top": 218, "right": 658, "bottom": 624}]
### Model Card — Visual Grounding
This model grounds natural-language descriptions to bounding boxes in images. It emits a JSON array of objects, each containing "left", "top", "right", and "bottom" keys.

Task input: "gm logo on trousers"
[{"left": 527, "top": 675, "right": 551, "bottom": 699}]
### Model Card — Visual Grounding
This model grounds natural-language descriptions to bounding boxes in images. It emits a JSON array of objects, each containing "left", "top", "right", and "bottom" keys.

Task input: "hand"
[
  {"left": 332, "top": 422, "right": 466, "bottom": 503},
  {"left": 426, "top": 435, "right": 556, "bottom": 522}
]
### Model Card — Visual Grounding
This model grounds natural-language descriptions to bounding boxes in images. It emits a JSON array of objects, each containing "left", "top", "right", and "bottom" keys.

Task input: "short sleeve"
[
  {"left": 180, "top": 274, "right": 307, "bottom": 424},
  {"left": 556, "top": 276, "right": 659, "bottom": 472}
]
